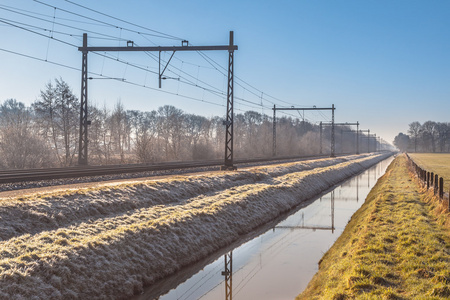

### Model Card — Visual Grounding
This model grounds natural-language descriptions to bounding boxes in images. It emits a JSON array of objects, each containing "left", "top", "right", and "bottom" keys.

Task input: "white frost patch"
[{"left": 0, "top": 153, "right": 391, "bottom": 299}]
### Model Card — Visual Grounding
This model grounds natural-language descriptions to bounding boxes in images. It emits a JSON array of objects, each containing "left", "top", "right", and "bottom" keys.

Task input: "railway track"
[{"left": 0, "top": 154, "right": 334, "bottom": 184}]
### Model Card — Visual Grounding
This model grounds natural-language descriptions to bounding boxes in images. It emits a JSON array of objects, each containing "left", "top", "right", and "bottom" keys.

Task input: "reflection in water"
[
  {"left": 275, "top": 190, "right": 335, "bottom": 233},
  {"left": 222, "top": 252, "right": 232, "bottom": 300},
  {"left": 357, "top": 175, "right": 359, "bottom": 201},
  {"left": 136, "top": 157, "right": 393, "bottom": 300},
  {"left": 221, "top": 191, "right": 336, "bottom": 300}
]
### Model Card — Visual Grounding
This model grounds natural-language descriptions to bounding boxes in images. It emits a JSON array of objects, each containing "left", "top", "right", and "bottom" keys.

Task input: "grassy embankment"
[
  {"left": 297, "top": 154, "right": 450, "bottom": 299},
  {"left": 409, "top": 153, "right": 450, "bottom": 192}
]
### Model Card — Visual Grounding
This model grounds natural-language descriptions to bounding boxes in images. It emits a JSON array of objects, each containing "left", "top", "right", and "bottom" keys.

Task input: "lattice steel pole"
[
  {"left": 319, "top": 121, "right": 323, "bottom": 154},
  {"left": 356, "top": 121, "right": 359, "bottom": 154},
  {"left": 330, "top": 104, "right": 335, "bottom": 157},
  {"left": 78, "top": 33, "right": 89, "bottom": 165},
  {"left": 373, "top": 133, "right": 377, "bottom": 152},
  {"left": 222, "top": 31, "right": 236, "bottom": 170},
  {"left": 272, "top": 104, "right": 276, "bottom": 157}
]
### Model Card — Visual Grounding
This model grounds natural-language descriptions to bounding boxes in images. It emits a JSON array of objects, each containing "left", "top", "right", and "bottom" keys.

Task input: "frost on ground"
[{"left": 0, "top": 153, "right": 391, "bottom": 299}]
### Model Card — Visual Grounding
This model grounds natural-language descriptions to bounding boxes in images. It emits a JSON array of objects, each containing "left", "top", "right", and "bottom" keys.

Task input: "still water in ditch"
[{"left": 139, "top": 156, "right": 394, "bottom": 300}]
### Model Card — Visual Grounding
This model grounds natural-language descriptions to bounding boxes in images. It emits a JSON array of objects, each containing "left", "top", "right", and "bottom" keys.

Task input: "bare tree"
[
  {"left": 435, "top": 122, "right": 449, "bottom": 153},
  {"left": 408, "top": 121, "right": 421, "bottom": 152},
  {"left": 134, "top": 111, "right": 158, "bottom": 163},
  {"left": 87, "top": 105, "right": 112, "bottom": 164},
  {"left": 110, "top": 101, "right": 129, "bottom": 163},
  {"left": 33, "top": 78, "right": 79, "bottom": 166},
  {"left": 421, "top": 121, "right": 437, "bottom": 153},
  {"left": 157, "top": 105, "right": 185, "bottom": 161},
  {"left": 0, "top": 99, "right": 51, "bottom": 169}
]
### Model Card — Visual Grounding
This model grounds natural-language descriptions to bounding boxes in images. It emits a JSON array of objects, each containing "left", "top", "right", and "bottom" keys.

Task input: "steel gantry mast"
[
  {"left": 222, "top": 32, "right": 236, "bottom": 170},
  {"left": 272, "top": 105, "right": 336, "bottom": 157},
  {"left": 358, "top": 129, "right": 371, "bottom": 153},
  {"left": 78, "top": 31, "right": 238, "bottom": 166},
  {"left": 78, "top": 33, "right": 89, "bottom": 165},
  {"left": 320, "top": 121, "right": 359, "bottom": 154}
]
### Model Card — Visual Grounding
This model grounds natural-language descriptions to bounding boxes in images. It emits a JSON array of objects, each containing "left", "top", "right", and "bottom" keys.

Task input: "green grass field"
[
  {"left": 297, "top": 155, "right": 450, "bottom": 299},
  {"left": 409, "top": 153, "right": 450, "bottom": 192}
]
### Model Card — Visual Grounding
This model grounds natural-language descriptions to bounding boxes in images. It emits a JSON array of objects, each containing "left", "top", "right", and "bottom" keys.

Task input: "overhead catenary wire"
[
  {"left": 0, "top": 17, "right": 83, "bottom": 39},
  {"left": 33, "top": 0, "right": 183, "bottom": 40},
  {"left": 3, "top": 44, "right": 274, "bottom": 116},
  {"left": 0, "top": 3, "right": 112, "bottom": 27},
  {"left": 3, "top": 2, "right": 303, "bottom": 113},
  {"left": 0, "top": 18, "right": 78, "bottom": 48},
  {"left": 134, "top": 45, "right": 226, "bottom": 96},
  {"left": 0, "top": 47, "right": 227, "bottom": 109},
  {"left": 0, "top": 47, "right": 79, "bottom": 71},
  {"left": 61, "top": 0, "right": 184, "bottom": 40},
  {"left": 0, "top": 5, "right": 130, "bottom": 42},
  {"left": 0, "top": 44, "right": 311, "bottom": 120},
  {"left": 122, "top": 42, "right": 284, "bottom": 113},
  {"left": 2, "top": 1, "right": 319, "bottom": 123},
  {"left": 196, "top": 50, "right": 306, "bottom": 108},
  {"left": 179, "top": 261, "right": 224, "bottom": 300}
]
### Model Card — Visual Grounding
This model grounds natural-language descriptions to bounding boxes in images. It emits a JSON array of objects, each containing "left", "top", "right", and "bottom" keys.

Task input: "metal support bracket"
[{"left": 159, "top": 50, "right": 176, "bottom": 88}]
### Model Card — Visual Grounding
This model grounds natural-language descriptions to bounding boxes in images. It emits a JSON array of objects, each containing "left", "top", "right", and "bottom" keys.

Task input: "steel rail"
[{"left": 0, "top": 154, "right": 334, "bottom": 184}]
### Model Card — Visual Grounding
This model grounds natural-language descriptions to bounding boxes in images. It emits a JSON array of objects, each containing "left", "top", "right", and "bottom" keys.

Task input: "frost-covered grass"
[
  {"left": 0, "top": 153, "right": 390, "bottom": 299},
  {"left": 297, "top": 154, "right": 450, "bottom": 300}
]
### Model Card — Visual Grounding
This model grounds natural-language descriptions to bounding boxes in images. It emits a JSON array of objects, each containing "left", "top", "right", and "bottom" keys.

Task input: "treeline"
[
  {"left": 0, "top": 78, "right": 366, "bottom": 170},
  {"left": 394, "top": 121, "right": 450, "bottom": 152}
]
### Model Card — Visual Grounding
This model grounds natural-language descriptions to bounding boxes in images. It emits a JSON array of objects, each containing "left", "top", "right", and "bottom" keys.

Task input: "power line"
[
  {"left": 1, "top": 47, "right": 306, "bottom": 122},
  {"left": 0, "top": 47, "right": 79, "bottom": 71},
  {"left": 0, "top": 47, "right": 233, "bottom": 112},
  {"left": 0, "top": 3, "right": 111, "bottom": 27},
  {"left": 62, "top": 0, "right": 184, "bottom": 40},
  {"left": 91, "top": 51, "right": 159, "bottom": 76},
  {"left": 33, "top": 0, "right": 182, "bottom": 40},
  {"left": 89, "top": 49, "right": 271, "bottom": 113},
  {"left": 2, "top": 2, "right": 315, "bottom": 122},
  {"left": 0, "top": 17, "right": 82, "bottom": 39},
  {"left": 0, "top": 5, "right": 128, "bottom": 42},
  {"left": 134, "top": 45, "right": 226, "bottom": 96},
  {"left": 0, "top": 18, "right": 77, "bottom": 48},
  {"left": 196, "top": 50, "right": 302, "bottom": 108}
]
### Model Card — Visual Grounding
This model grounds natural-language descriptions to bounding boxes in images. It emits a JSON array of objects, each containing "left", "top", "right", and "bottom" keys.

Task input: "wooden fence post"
[
  {"left": 439, "top": 177, "right": 444, "bottom": 199},
  {"left": 427, "top": 172, "right": 430, "bottom": 189},
  {"left": 434, "top": 174, "right": 439, "bottom": 195},
  {"left": 431, "top": 172, "right": 434, "bottom": 188}
]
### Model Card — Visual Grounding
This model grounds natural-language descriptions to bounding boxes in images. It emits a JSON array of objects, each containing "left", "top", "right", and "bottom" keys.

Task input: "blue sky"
[{"left": 1, "top": 0, "right": 449, "bottom": 144}]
